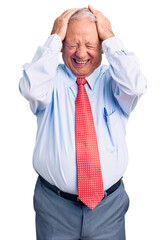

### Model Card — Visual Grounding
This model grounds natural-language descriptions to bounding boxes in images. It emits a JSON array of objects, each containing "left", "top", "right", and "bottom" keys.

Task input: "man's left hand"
[{"left": 88, "top": 5, "right": 115, "bottom": 41}]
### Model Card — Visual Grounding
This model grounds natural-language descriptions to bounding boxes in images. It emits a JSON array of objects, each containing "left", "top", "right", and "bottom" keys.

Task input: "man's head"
[{"left": 62, "top": 8, "right": 103, "bottom": 78}]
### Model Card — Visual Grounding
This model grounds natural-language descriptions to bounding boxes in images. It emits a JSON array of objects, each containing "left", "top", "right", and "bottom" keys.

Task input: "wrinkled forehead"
[{"left": 66, "top": 18, "right": 98, "bottom": 39}]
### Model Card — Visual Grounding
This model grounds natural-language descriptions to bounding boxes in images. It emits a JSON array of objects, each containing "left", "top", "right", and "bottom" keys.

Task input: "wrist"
[
  {"left": 51, "top": 30, "right": 56, "bottom": 35},
  {"left": 44, "top": 34, "right": 62, "bottom": 52},
  {"left": 51, "top": 31, "right": 64, "bottom": 41},
  {"left": 102, "top": 32, "right": 115, "bottom": 41}
]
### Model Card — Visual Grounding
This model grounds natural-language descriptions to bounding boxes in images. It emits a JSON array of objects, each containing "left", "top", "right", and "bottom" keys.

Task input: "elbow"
[
  {"left": 132, "top": 74, "right": 147, "bottom": 97},
  {"left": 19, "top": 77, "right": 31, "bottom": 100},
  {"left": 126, "top": 69, "right": 147, "bottom": 97}
]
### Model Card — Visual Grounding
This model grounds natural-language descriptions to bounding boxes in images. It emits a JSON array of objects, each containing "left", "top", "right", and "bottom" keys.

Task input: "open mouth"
[{"left": 73, "top": 58, "right": 90, "bottom": 64}]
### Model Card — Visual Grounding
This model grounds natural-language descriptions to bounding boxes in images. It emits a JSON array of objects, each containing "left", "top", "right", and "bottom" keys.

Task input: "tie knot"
[{"left": 76, "top": 78, "right": 87, "bottom": 86}]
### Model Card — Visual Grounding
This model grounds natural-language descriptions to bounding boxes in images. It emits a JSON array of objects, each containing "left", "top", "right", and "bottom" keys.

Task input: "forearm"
[
  {"left": 102, "top": 37, "right": 147, "bottom": 116},
  {"left": 19, "top": 34, "right": 62, "bottom": 114}
]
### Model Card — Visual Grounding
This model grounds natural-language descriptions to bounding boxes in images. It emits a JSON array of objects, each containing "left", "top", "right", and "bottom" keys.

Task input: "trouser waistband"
[{"left": 39, "top": 175, "right": 121, "bottom": 203}]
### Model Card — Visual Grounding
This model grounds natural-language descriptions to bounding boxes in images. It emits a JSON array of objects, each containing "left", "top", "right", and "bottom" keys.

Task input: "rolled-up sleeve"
[
  {"left": 19, "top": 34, "right": 62, "bottom": 115},
  {"left": 102, "top": 37, "right": 147, "bottom": 116}
]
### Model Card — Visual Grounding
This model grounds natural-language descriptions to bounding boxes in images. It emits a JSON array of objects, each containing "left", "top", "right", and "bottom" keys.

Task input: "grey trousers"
[{"left": 33, "top": 176, "right": 129, "bottom": 240}]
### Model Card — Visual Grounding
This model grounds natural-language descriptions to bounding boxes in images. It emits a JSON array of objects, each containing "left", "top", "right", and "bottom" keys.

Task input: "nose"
[{"left": 75, "top": 46, "right": 87, "bottom": 59}]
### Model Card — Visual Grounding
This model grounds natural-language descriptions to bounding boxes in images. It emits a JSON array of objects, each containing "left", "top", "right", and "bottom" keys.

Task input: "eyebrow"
[
  {"left": 65, "top": 41, "right": 78, "bottom": 45},
  {"left": 65, "top": 41, "right": 97, "bottom": 46},
  {"left": 86, "top": 41, "right": 97, "bottom": 45}
]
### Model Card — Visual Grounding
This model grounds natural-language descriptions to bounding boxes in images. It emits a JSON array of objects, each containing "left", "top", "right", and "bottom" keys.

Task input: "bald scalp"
[{"left": 69, "top": 8, "right": 96, "bottom": 23}]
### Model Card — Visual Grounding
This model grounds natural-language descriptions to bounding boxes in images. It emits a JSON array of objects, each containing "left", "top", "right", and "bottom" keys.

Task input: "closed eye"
[
  {"left": 86, "top": 45, "right": 96, "bottom": 49},
  {"left": 65, "top": 42, "right": 78, "bottom": 48}
]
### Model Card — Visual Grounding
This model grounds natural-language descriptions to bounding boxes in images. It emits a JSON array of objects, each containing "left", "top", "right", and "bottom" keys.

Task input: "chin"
[
  {"left": 72, "top": 68, "right": 96, "bottom": 78},
  {"left": 74, "top": 73, "right": 90, "bottom": 78}
]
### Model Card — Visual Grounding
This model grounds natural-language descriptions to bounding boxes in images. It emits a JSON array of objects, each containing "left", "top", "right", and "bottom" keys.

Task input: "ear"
[
  {"left": 61, "top": 41, "right": 65, "bottom": 53},
  {"left": 61, "top": 44, "right": 64, "bottom": 53},
  {"left": 101, "top": 47, "right": 104, "bottom": 54}
]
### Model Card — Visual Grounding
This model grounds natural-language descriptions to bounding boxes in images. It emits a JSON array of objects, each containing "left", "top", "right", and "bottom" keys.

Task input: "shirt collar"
[{"left": 65, "top": 65, "right": 101, "bottom": 91}]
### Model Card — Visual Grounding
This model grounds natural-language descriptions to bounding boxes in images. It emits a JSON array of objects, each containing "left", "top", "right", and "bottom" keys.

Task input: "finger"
[
  {"left": 88, "top": 5, "right": 96, "bottom": 14},
  {"left": 88, "top": 5, "right": 102, "bottom": 20},
  {"left": 61, "top": 8, "right": 79, "bottom": 18},
  {"left": 66, "top": 8, "right": 79, "bottom": 19},
  {"left": 88, "top": 5, "right": 100, "bottom": 15},
  {"left": 62, "top": 8, "right": 78, "bottom": 14}
]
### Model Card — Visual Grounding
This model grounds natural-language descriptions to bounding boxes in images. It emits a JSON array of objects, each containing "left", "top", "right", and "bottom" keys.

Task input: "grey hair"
[{"left": 69, "top": 8, "right": 96, "bottom": 22}]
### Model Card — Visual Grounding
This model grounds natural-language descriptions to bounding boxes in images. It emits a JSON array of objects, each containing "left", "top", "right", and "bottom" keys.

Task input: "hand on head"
[
  {"left": 88, "top": 5, "right": 114, "bottom": 40},
  {"left": 51, "top": 6, "right": 114, "bottom": 41},
  {"left": 51, "top": 8, "right": 79, "bottom": 41}
]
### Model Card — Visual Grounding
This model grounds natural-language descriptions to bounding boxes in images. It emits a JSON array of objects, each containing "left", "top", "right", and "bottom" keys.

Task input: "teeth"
[{"left": 75, "top": 59, "right": 89, "bottom": 64}]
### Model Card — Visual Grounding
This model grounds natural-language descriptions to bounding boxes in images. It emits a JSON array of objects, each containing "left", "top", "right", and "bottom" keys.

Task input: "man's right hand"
[{"left": 51, "top": 8, "right": 79, "bottom": 41}]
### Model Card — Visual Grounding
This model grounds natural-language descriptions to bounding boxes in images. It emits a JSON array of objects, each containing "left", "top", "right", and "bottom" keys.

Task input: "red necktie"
[{"left": 75, "top": 78, "right": 104, "bottom": 210}]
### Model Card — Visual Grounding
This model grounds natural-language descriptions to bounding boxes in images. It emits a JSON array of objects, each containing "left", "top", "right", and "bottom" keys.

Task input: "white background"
[{"left": 0, "top": 0, "right": 166, "bottom": 239}]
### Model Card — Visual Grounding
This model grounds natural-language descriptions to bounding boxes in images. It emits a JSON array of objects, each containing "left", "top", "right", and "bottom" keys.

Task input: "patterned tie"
[{"left": 75, "top": 77, "right": 104, "bottom": 210}]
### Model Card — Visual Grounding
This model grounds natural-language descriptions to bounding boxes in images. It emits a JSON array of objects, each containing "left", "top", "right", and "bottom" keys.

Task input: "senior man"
[{"left": 19, "top": 6, "right": 147, "bottom": 240}]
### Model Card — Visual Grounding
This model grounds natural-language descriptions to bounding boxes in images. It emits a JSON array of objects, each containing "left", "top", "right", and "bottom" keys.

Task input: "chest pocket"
[{"left": 106, "top": 110, "right": 126, "bottom": 147}]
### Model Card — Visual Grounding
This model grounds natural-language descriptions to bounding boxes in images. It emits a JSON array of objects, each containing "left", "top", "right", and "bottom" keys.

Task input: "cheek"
[
  {"left": 62, "top": 49, "right": 74, "bottom": 62},
  {"left": 89, "top": 48, "right": 101, "bottom": 59},
  {"left": 92, "top": 52, "right": 102, "bottom": 64}
]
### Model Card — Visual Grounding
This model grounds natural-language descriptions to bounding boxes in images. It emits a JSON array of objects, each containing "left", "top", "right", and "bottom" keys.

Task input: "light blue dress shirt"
[{"left": 19, "top": 34, "right": 147, "bottom": 194}]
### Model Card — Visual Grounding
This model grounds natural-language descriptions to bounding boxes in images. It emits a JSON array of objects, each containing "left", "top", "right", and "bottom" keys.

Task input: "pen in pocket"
[{"left": 104, "top": 107, "right": 108, "bottom": 122}]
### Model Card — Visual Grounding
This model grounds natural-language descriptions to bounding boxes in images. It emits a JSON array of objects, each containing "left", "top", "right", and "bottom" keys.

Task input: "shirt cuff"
[
  {"left": 44, "top": 34, "right": 62, "bottom": 52},
  {"left": 102, "top": 36, "right": 126, "bottom": 55}
]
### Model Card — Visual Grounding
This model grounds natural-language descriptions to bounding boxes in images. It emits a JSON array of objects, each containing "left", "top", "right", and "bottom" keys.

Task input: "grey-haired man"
[{"left": 19, "top": 6, "right": 147, "bottom": 240}]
